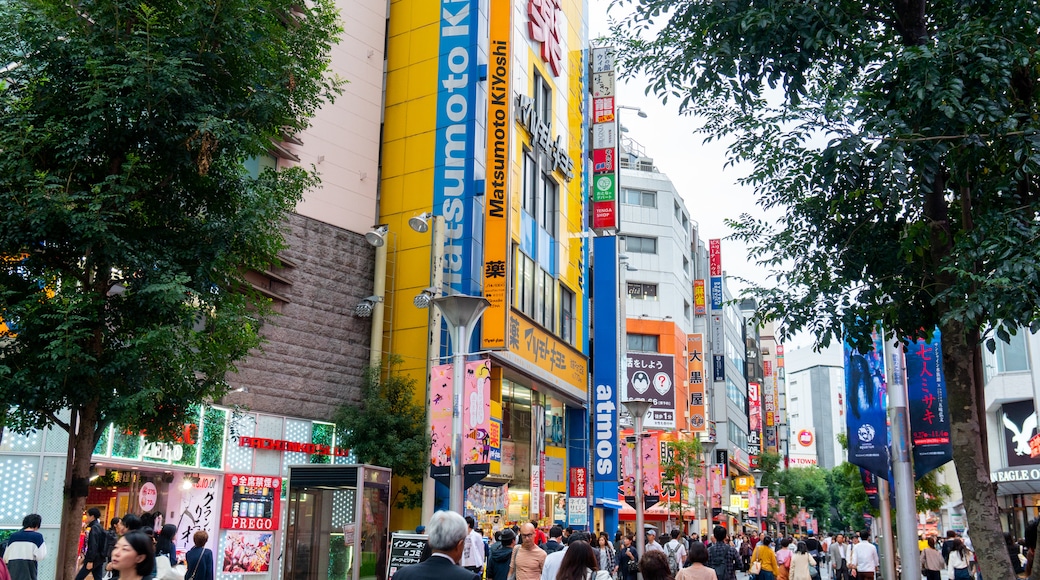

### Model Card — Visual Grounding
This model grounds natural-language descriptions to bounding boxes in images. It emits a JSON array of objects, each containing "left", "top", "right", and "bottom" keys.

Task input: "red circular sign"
[{"left": 797, "top": 429, "right": 814, "bottom": 447}]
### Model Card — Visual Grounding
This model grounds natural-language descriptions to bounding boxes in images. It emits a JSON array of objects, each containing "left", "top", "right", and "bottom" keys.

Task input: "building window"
[
  {"left": 627, "top": 333, "right": 658, "bottom": 352},
  {"left": 522, "top": 151, "right": 537, "bottom": 214},
  {"left": 621, "top": 188, "right": 656, "bottom": 207},
  {"left": 684, "top": 300, "right": 691, "bottom": 322},
  {"left": 728, "top": 422, "right": 748, "bottom": 450},
  {"left": 515, "top": 250, "right": 536, "bottom": 316},
  {"left": 627, "top": 282, "right": 658, "bottom": 300},
  {"left": 625, "top": 235, "right": 657, "bottom": 254},
  {"left": 727, "top": 379, "right": 747, "bottom": 415},
  {"left": 536, "top": 269, "right": 555, "bottom": 330},
  {"left": 560, "top": 286, "right": 575, "bottom": 345},
  {"left": 683, "top": 256, "right": 690, "bottom": 276},
  {"left": 533, "top": 70, "right": 552, "bottom": 130},
  {"left": 540, "top": 173, "right": 558, "bottom": 236},
  {"left": 984, "top": 331, "right": 1031, "bottom": 381}
]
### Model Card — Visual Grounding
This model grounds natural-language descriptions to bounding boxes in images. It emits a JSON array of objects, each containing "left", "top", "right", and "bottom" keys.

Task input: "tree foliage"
[
  {"left": 612, "top": 0, "right": 1040, "bottom": 575},
  {"left": 335, "top": 359, "right": 430, "bottom": 510},
  {"left": 660, "top": 439, "right": 704, "bottom": 525},
  {"left": 0, "top": 0, "right": 341, "bottom": 576}
]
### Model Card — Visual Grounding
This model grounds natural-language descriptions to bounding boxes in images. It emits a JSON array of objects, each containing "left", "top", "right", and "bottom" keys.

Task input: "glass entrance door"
[{"left": 284, "top": 486, "right": 356, "bottom": 580}]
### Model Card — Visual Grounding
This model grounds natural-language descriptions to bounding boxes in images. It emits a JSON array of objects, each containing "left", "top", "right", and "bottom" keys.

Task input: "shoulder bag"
[
  {"left": 748, "top": 548, "right": 762, "bottom": 576},
  {"left": 507, "top": 546, "right": 519, "bottom": 580},
  {"left": 186, "top": 549, "right": 207, "bottom": 580}
]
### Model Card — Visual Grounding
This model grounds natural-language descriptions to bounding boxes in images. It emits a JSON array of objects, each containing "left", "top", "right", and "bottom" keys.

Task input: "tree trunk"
[
  {"left": 59, "top": 403, "right": 99, "bottom": 580},
  {"left": 941, "top": 319, "right": 1014, "bottom": 580}
]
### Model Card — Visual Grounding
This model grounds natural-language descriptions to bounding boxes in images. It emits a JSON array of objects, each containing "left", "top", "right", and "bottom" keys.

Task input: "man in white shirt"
[
  {"left": 664, "top": 529, "right": 687, "bottom": 573},
  {"left": 645, "top": 529, "right": 665, "bottom": 553},
  {"left": 461, "top": 516, "right": 486, "bottom": 575},
  {"left": 849, "top": 531, "right": 879, "bottom": 580}
]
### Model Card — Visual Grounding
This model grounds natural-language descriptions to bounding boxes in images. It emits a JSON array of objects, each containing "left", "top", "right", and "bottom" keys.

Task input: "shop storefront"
[{"left": 0, "top": 406, "right": 355, "bottom": 580}]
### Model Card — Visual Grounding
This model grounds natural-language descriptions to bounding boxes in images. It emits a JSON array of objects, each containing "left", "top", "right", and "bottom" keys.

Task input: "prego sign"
[{"left": 220, "top": 473, "right": 282, "bottom": 531}]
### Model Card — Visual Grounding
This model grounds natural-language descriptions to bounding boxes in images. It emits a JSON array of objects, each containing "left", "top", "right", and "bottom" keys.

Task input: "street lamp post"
[
  {"left": 795, "top": 496, "right": 803, "bottom": 536},
  {"left": 700, "top": 438, "right": 716, "bottom": 537},
  {"left": 432, "top": 294, "right": 490, "bottom": 514},
  {"left": 622, "top": 398, "right": 653, "bottom": 560}
]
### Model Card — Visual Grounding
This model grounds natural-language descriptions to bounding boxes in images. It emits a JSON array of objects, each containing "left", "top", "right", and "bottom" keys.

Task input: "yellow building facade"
[{"left": 380, "top": 0, "right": 591, "bottom": 530}]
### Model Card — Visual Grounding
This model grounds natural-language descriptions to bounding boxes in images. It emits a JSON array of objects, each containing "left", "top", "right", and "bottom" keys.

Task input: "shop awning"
[{"left": 597, "top": 498, "right": 626, "bottom": 510}]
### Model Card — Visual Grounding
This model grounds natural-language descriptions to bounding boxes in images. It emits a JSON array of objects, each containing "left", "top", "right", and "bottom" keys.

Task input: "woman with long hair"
[
  {"left": 109, "top": 531, "right": 155, "bottom": 580},
  {"left": 155, "top": 524, "right": 178, "bottom": 562},
  {"left": 557, "top": 541, "right": 604, "bottom": 580},
  {"left": 750, "top": 536, "right": 779, "bottom": 580},
  {"left": 787, "top": 541, "right": 816, "bottom": 580},
  {"left": 594, "top": 533, "right": 617, "bottom": 579},
  {"left": 945, "top": 538, "right": 972, "bottom": 580}
]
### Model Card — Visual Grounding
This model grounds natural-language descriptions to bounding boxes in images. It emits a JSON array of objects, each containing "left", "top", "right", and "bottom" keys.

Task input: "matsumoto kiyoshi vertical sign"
[
  {"left": 626, "top": 352, "right": 676, "bottom": 429},
  {"left": 844, "top": 330, "right": 890, "bottom": 478},
  {"left": 434, "top": 0, "right": 480, "bottom": 295},
  {"left": 481, "top": 0, "right": 512, "bottom": 349},
  {"left": 903, "top": 331, "right": 953, "bottom": 479}
]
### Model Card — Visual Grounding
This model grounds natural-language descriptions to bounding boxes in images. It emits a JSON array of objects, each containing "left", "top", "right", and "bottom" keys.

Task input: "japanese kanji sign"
[
  {"left": 221, "top": 474, "right": 282, "bottom": 531},
  {"left": 904, "top": 330, "right": 953, "bottom": 479},
  {"left": 688, "top": 334, "right": 706, "bottom": 432}
]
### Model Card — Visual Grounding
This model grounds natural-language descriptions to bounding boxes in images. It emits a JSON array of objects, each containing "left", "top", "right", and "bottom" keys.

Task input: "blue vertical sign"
[
  {"left": 844, "top": 330, "right": 890, "bottom": 478},
  {"left": 591, "top": 236, "right": 619, "bottom": 482},
  {"left": 904, "top": 330, "right": 953, "bottom": 479},
  {"left": 709, "top": 276, "right": 723, "bottom": 310},
  {"left": 433, "top": 0, "right": 481, "bottom": 295}
]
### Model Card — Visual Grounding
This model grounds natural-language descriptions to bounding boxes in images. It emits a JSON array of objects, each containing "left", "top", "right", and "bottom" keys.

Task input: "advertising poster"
[
  {"left": 747, "top": 488, "right": 758, "bottom": 518},
  {"left": 778, "top": 497, "right": 786, "bottom": 523},
  {"left": 844, "top": 330, "right": 890, "bottom": 477},
  {"left": 760, "top": 488, "right": 769, "bottom": 519},
  {"left": 220, "top": 474, "right": 281, "bottom": 531},
  {"left": 621, "top": 436, "right": 636, "bottom": 502},
  {"left": 626, "top": 352, "right": 676, "bottom": 429},
  {"left": 861, "top": 468, "right": 880, "bottom": 510},
  {"left": 903, "top": 332, "right": 953, "bottom": 478},
  {"left": 693, "top": 280, "right": 706, "bottom": 316},
  {"left": 222, "top": 531, "right": 272, "bottom": 574},
  {"left": 643, "top": 433, "right": 661, "bottom": 509},
  {"left": 429, "top": 364, "right": 453, "bottom": 484},
  {"left": 387, "top": 533, "right": 428, "bottom": 580},
  {"left": 710, "top": 465, "right": 723, "bottom": 510},
  {"left": 463, "top": 359, "right": 492, "bottom": 487}
]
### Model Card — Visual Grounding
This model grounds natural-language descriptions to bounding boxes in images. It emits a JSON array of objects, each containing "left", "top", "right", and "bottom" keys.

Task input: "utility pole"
[{"left": 889, "top": 343, "right": 920, "bottom": 579}]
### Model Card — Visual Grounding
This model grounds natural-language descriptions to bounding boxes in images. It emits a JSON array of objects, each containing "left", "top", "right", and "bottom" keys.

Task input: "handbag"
[
  {"left": 748, "top": 561, "right": 762, "bottom": 575},
  {"left": 156, "top": 554, "right": 187, "bottom": 580},
  {"left": 627, "top": 548, "right": 640, "bottom": 572}
]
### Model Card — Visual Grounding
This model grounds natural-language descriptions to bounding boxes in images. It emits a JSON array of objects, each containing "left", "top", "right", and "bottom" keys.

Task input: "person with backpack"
[
  {"left": 665, "top": 530, "right": 687, "bottom": 575},
  {"left": 706, "top": 526, "right": 740, "bottom": 580},
  {"left": 541, "top": 527, "right": 564, "bottom": 555},
  {"left": 675, "top": 542, "right": 715, "bottom": 580}
]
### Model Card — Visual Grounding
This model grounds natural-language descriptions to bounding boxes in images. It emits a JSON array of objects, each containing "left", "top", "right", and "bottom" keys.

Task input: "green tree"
[
  {"left": 661, "top": 438, "right": 704, "bottom": 531},
  {"left": 0, "top": 0, "right": 341, "bottom": 576},
  {"left": 613, "top": 0, "right": 1039, "bottom": 574},
  {"left": 335, "top": 359, "right": 430, "bottom": 510}
]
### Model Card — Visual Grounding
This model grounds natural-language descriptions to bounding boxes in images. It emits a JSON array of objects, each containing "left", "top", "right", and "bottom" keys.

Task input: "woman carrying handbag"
[
  {"left": 184, "top": 531, "right": 215, "bottom": 580},
  {"left": 749, "top": 536, "right": 779, "bottom": 580}
]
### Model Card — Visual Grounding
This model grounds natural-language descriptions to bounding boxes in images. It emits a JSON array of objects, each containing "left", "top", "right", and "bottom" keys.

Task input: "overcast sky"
[{"left": 588, "top": 0, "right": 766, "bottom": 288}]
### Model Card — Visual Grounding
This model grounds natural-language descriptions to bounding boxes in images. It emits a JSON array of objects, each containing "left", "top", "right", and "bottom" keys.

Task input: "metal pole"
[
  {"left": 888, "top": 343, "right": 919, "bottom": 579},
  {"left": 421, "top": 217, "right": 445, "bottom": 524},
  {"left": 877, "top": 476, "right": 896, "bottom": 580},
  {"left": 449, "top": 321, "right": 469, "bottom": 514},
  {"left": 635, "top": 413, "right": 645, "bottom": 559}
]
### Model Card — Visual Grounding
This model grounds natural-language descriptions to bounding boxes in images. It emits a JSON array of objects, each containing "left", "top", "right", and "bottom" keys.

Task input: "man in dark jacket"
[
  {"left": 393, "top": 512, "right": 481, "bottom": 580},
  {"left": 76, "top": 508, "right": 106, "bottom": 580},
  {"left": 540, "top": 527, "right": 564, "bottom": 554},
  {"left": 487, "top": 529, "right": 517, "bottom": 580}
]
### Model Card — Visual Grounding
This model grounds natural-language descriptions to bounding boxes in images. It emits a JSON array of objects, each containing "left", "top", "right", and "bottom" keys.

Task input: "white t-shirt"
[
  {"left": 850, "top": 541, "right": 879, "bottom": 573},
  {"left": 461, "top": 529, "right": 485, "bottom": 568},
  {"left": 665, "top": 539, "right": 687, "bottom": 568}
]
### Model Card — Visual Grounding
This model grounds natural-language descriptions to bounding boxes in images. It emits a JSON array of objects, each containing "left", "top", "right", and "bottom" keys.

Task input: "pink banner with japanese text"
[
  {"left": 463, "top": 360, "right": 492, "bottom": 466},
  {"left": 429, "top": 364, "right": 453, "bottom": 484}
]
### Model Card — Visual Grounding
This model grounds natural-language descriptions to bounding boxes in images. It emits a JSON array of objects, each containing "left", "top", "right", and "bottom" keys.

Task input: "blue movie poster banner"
[
  {"left": 844, "top": 330, "right": 890, "bottom": 478},
  {"left": 904, "top": 331, "right": 953, "bottom": 480}
]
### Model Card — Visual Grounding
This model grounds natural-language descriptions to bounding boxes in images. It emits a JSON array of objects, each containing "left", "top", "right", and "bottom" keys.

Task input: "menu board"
[
  {"left": 387, "top": 533, "right": 428, "bottom": 580},
  {"left": 220, "top": 473, "right": 282, "bottom": 530}
]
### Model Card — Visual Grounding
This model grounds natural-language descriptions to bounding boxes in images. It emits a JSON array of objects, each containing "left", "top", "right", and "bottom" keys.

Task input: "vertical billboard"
[
  {"left": 1001, "top": 399, "right": 1038, "bottom": 468},
  {"left": 434, "top": 0, "right": 480, "bottom": 295},
  {"left": 429, "top": 364, "right": 454, "bottom": 485},
  {"left": 688, "top": 334, "right": 706, "bottom": 431},
  {"left": 463, "top": 360, "right": 492, "bottom": 487},
  {"left": 626, "top": 352, "right": 676, "bottom": 429},
  {"left": 693, "top": 280, "right": 706, "bottom": 316},
  {"left": 747, "top": 382, "right": 762, "bottom": 458},
  {"left": 481, "top": 0, "right": 512, "bottom": 349},
  {"left": 591, "top": 237, "right": 619, "bottom": 482},
  {"left": 589, "top": 47, "right": 617, "bottom": 230},
  {"left": 844, "top": 330, "right": 890, "bottom": 477},
  {"left": 903, "top": 332, "right": 953, "bottom": 479}
]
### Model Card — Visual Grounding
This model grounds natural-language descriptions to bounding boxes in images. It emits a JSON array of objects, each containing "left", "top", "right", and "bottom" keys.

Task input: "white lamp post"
[
  {"left": 622, "top": 398, "right": 653, "bottom": 559},
  {"left": 432, "top": 293, "right": 490, "bottom": 514}
]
